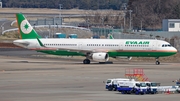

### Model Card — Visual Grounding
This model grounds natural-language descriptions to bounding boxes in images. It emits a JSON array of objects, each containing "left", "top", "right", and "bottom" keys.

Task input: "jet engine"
[{"left": 91, "top": 52, "right": 109, "bottom": 62}]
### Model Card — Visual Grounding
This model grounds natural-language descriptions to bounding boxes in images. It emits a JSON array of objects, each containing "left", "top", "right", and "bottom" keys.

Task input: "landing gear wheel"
[
  {"left": 155, "top": 57, "right": 160, "bottom": 65},
  {"left": 156, "top": 61, "right": 160, "bottom": 65},
  {"left": 83, "top": 59, "right": 90, "bottom": 64}
]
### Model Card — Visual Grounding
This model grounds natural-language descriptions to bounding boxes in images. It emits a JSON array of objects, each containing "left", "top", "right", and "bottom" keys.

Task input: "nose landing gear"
[{"left": 155, "top": 58, "right": 160, "bottom": 65}]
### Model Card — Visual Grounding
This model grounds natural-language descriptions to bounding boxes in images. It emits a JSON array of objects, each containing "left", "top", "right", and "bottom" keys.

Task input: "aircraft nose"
[{"left": 173, "top": 47, "right": 178, "bottom": 53}]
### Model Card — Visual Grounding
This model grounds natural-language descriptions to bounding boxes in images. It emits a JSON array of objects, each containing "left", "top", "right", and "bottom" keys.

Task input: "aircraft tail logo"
[
  {"left": 20, "top": 19, "right": 33, "bottom": 34},
  {"left": 16, "top": 13, "right": 41, "bottom": 39}
]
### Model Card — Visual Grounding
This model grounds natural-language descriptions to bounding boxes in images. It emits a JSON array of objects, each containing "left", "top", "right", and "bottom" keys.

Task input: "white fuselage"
[{"left": 13, "top": 38, "right": 177, "bottom": 52}]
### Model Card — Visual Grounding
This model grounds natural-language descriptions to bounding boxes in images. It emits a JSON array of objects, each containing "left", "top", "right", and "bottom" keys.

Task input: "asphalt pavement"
[{"left": 0, "top": 48, "right": 180, "bottom": 101}]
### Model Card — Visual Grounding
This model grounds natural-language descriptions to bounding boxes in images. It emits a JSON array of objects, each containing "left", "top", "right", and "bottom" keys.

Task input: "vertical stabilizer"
[{"left": 16, "top": 13, "right": 41, "bottom": 39}]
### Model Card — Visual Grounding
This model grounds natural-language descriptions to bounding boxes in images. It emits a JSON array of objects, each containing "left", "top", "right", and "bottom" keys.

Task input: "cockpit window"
[
  {"left": 162, "top": 44, "right": 172, "bottom": 47},
  {"left": 168, "top": 45, "right": 171, "bottom": 47}
]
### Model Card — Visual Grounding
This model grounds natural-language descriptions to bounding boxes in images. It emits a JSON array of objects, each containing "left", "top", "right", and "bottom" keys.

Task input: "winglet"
[
  {"left": 37, "top": 37, "right": 45, "bottom": 47},
  {"left": 108, "top": 34, "right": 114, "bottom": 39}
]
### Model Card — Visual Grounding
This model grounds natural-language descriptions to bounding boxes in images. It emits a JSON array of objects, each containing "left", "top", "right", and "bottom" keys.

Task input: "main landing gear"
[
  {"left": 155, "top": 57, "right": 160, "bottom": 65},
  {"left": 83, "top": 53, "right": 91, "bottom": 64},
  {"left": 83, "top": 59, "right": 90, "bottom": 64}
]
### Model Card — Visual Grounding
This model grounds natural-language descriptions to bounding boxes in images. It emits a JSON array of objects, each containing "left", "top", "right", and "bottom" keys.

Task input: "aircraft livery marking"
[
  {"left": 125, "top": 41, "right": 150, "bottom": 45},
  {"left": 20, "top": 19, "right": 33, "bottom": 34}
]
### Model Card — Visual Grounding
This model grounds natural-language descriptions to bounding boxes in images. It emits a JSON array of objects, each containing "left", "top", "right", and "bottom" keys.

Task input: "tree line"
[
  {"left": 128, "top": 0, "right": 180, "bottom": 30},
  {"left": 2, "top": 0, "right": 128, "bottom": 10},
  {"left": 2, "top": 0, "right": 180, "bottom": 30}
]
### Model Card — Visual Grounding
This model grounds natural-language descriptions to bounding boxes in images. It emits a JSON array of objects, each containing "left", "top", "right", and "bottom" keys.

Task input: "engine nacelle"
[{"left": 91, "top": 52, "right": 109, "bottom": 62}]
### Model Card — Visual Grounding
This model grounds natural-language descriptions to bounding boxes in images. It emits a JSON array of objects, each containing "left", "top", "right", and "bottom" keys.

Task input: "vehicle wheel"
[
  {"left": 151, "top": 91, "right": 155, "bottom": 94},
  {"left": 127, "top": 91, "right": 131, "bottom": 94},
  {"left": 141, "top": 92, "right": 144, "bottom": 95},
  {"left": 122, "top": 91, "right": 125, "bottom": 94},
  {"left": 135, "top": 91, "right": 139, "bottom": 95},
  {"left": 124, "top": 91, "right": 127, "bottom": 94},
  {"left": 108, "top": 88, "right": 113, "bottom": 91},
  {"left": 108, "top": 86, "right": 113, "bottom": 91},
  {"left": 130, "top": 90, "right": 134, "bottom": 94}
]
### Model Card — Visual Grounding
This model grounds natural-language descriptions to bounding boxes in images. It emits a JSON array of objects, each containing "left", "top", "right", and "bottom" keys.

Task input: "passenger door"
[
  {"left": 119, "top": 42, "right": 124, "bottom": 50},
  {"left": 78, "top": 42, "right": 83, "bottom": 50},
  {"left": 151, "top": 41, "right": 157, "bottom": 50}
]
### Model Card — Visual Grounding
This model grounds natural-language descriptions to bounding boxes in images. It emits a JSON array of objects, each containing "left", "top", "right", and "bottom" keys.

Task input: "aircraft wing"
[{"left": 33, "top": 46, "right": 110, "bottom": 53}]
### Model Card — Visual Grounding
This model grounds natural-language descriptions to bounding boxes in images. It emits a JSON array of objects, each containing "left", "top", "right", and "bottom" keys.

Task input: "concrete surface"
[{"left": 0, "top": 49, "right": 180, "bottom": 101}]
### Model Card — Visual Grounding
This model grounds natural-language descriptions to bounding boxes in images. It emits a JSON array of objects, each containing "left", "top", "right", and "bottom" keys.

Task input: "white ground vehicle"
[
  {"left": 145, "top": 82, "right": 159, "bottom": 94},
  {"left": 155, "top": 79, "right": 180, "bottom": 93},
  {"left": 105, "top": 78, "right": 130, "bottom": 91},
  {"left": 117, "top": 80, "right": 147, "bottom": 95}
]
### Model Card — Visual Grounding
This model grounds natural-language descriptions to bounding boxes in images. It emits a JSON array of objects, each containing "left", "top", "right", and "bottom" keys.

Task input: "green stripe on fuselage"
[
  {"left": 108, "top": 51, "right": 176, "bottom": 57},
  {"left": 37, "top": 50, "right": 176, "bottom": 57}
]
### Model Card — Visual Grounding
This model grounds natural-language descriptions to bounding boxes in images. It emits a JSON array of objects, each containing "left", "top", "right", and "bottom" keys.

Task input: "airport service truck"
[
  {"left": 145, "top": 82, "right": 159, "bottom": 94},
  {"left": 117, "top": 80, "right": 147, "bottom": 95},
  {"left": 173, "top": 79, "right": 180, "bottom": 93},
  {"left": 105, "top": 78, "right": 130, "bottom": 91},
  {"left": 157, "top": 80, "right": 180, "bottom": 93}
]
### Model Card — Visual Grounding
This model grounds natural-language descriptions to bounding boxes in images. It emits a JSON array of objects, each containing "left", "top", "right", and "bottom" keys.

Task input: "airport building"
[
  {"left": 162, "top": 19, "right": 180, "bottom": 32},
  {"left": 29, "top": 18, "right": 62, "bottom": 26}
]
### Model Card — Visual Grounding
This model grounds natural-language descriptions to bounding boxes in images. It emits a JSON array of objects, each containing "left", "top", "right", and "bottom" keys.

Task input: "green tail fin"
[
  {"left": 16, "top": 13, "right": 41, "bottom": 39},
  {"left": 108, "top": 34, "right": 114, "bottom": 39}
]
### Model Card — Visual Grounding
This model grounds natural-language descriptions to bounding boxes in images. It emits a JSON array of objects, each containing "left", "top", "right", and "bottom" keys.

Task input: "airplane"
[{"left": 13, "top": 13, "right": 177, "bottom": 65}]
